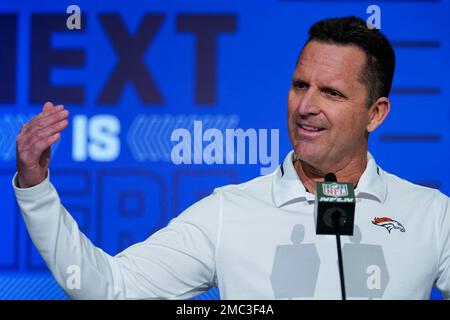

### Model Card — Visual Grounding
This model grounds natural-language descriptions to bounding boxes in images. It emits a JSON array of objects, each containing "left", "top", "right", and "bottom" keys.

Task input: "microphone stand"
[{"left": 333, "top": 212, "right": 346, "bottom": 300}]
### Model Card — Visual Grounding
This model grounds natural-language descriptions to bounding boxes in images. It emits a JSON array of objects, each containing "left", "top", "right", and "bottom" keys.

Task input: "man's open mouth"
[{"left": 297, "top": 123, "right": 326, "bottom": 132}]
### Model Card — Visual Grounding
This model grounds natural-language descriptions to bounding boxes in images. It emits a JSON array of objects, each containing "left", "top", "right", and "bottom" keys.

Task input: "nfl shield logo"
[{"left": 322, "top": 183, "right": 348, "bottom": 197}]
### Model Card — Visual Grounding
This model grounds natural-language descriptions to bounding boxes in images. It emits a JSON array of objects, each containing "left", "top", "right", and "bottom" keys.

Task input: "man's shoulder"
[
  {"left": 176, "top": 170, "right": 277, "bottom": 222},
  {"left": 382, "top": 169, "right": 449, "bottom": 203},
  {"left": 213, "top": 171, "right": 275, "bottom": 201}
]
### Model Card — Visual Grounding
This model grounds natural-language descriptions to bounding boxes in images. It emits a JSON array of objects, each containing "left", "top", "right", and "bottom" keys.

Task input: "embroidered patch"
[{"left": 372, "top": 217, "right": 405, "bottom": 234}]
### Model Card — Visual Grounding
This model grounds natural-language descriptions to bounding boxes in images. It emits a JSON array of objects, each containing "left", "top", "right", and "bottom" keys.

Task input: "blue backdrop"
[{"left": 0, "top": 0, "right": 448, "bottom": 300}]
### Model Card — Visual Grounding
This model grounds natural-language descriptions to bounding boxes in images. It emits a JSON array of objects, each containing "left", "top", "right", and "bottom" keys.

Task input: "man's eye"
[
  {"left": 325, "top": 89, "right": 342, "bottom": 97},
  {"left": 293, "top": 81, "right": 307, "bottom": 89}
]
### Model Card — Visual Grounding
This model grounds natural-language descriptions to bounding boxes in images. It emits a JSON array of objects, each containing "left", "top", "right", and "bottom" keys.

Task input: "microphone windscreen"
[{"left": 324, "top": 172, "right": 337, "bottom": 182}]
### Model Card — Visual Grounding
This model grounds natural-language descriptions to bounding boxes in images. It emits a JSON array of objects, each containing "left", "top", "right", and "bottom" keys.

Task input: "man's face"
[{"left": 287, "top": 40, "right": 372, "bottom": 171}]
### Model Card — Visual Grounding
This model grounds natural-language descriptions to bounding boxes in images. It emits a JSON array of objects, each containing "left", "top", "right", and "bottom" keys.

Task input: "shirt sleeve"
[
  {"left": 435, "top": 192, "right": 450, "bottom": 300},
  {"left": 12, "top": 171, "right": 222, "bottom": 300}
]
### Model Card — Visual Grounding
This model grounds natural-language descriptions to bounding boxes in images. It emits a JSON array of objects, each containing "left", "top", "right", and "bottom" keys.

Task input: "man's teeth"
[{"left": 301, "top": 125, "right": 323, "bottom": 132}]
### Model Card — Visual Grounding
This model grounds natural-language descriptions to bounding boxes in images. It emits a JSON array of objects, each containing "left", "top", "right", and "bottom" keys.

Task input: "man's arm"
[
  {"left": 14, "top": 173, "right": 220, "bottom": 299},
  {"left": 14, "top": 102, "right": 220, "bottom": 299}
]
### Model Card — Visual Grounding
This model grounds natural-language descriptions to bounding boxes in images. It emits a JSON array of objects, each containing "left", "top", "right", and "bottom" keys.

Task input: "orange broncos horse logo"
[{"left": 372, "top": 217, "right": 405, "bottom": 233}]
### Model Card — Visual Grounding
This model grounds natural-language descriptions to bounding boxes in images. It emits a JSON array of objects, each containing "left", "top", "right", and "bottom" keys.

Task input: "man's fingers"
[
  {"left": 42, "top": 101, "right": 54, "bottom": 114},
  {"left": 29, "top": 133, "right": 61, "bottom": 158},
  {"left": 21, "top": 104, "right": 64, "bottom": 133},
  {"left": 25, "top": 109, "right": 69, "bottom": 136},
  {"left": 35, "top": 104, "right": 64, "bottom": 122},
  {"left": 16, "top": 102, "right": 67, "bottom": 169},
  {"left": 36, "top": 119, "right": 69, "bottom": 139},
  {"left": 20, "top": 119, "right": 68, "bottom": 151}
]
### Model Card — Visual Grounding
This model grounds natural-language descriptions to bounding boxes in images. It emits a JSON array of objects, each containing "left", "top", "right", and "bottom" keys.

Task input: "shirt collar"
[
  {"left": 273, "top": 150, "right": 387, "bottom": 208},
  {"left": 354, "top": 151, "right": 387, "bottom": 203}
]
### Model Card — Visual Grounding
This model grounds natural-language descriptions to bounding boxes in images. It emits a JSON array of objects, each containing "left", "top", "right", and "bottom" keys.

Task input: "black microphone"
[
  {"left": 315, "top": 172, "right": 356, "bottom": 300},
  {"left": 324, "top": 172, "right": 337, "bottom": 183},
  {"left": 315, "top": 173, "right": 355, "bottom": 236}
]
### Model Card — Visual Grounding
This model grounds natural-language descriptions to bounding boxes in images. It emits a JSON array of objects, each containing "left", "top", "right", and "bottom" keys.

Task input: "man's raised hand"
[{"left": 16, "top": 102, "right": 69, "bottom": 188}]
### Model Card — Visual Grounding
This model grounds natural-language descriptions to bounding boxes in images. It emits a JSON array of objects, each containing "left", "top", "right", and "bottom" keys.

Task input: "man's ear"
[{"left": 367, "top": 97, "right": 390, "bottom": 133}]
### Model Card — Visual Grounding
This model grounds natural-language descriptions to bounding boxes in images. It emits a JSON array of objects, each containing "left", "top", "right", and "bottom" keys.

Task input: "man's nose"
[{"left": 297, "top": 88, "right": 320, "bottom": 116}]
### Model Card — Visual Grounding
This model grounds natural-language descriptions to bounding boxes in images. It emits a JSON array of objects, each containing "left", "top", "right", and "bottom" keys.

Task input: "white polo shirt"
[{"left": 13, "top": 150, "right": 450, "bottom": 299}]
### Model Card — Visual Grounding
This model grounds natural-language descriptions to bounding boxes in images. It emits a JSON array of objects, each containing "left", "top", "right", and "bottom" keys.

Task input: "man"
[{"left": 13, "top": 16, "right": 450, "bottom": 299}]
